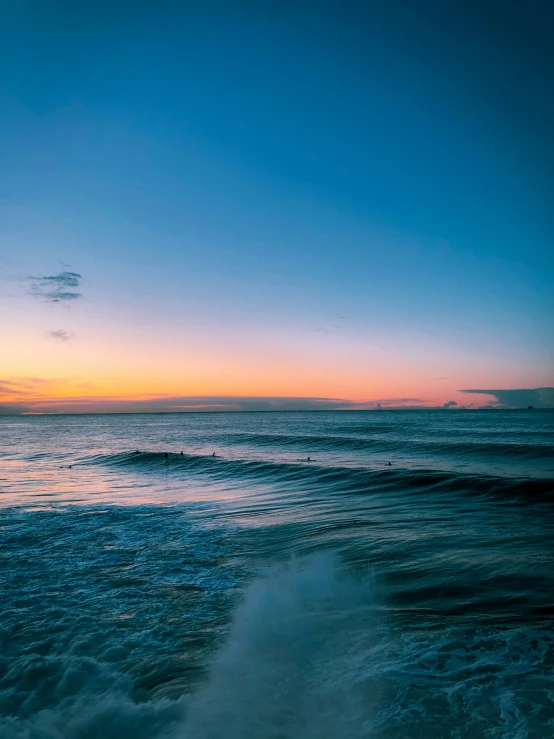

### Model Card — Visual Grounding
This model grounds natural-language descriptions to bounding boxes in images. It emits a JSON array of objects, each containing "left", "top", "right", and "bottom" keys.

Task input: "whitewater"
[{"left": 1, "top": 410, "right": 553, "bottom": 738}]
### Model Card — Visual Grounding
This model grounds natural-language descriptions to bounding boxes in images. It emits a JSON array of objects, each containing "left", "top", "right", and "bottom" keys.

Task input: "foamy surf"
[
  {"left": 3, "top": 550, "right": 551, "bottom": 738},
  {"left": 1, "top": 412, "right": 553, "bottom": 737},
  {"left": 183, "top": 554, "right": 554, "bottom": 739},
  {"left": 183, "top": 553, "right": 380, "bottom": 739}
]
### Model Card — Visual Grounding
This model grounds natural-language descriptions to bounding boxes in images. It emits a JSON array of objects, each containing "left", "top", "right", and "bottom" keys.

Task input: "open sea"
[{"left": 1, "top": 409, "right": 553, "bottom": 738}]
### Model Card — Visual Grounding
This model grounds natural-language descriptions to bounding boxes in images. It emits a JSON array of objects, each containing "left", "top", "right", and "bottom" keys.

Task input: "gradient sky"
[{"left": 1, "top": 0, "right": 553, "bottom": 412}]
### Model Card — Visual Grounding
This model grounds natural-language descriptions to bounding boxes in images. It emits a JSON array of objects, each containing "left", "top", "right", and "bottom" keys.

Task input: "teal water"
[{"left": 1, "top": 410, "right": 553, "bottom": 737}]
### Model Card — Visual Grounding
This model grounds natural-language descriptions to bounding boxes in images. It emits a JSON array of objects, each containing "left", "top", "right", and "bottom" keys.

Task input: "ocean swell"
[{"left": 86, "top": 450, "right": 554, "bottom": 502}]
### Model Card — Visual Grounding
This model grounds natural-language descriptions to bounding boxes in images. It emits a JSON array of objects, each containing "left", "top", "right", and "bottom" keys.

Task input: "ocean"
[{"left": 1, "top": 410, "right": 553, "bottom": 738}]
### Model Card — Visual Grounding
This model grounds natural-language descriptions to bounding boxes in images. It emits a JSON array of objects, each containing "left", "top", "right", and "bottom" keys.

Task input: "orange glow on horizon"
[{"left": 2, "top": 306, "right": 550, "bottom": 413}]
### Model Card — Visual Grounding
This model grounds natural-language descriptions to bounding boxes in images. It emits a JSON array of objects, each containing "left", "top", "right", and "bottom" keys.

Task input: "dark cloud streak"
[
  {"left": 47, "top": 330, "right": 76, "bottom": 341},
  {"left": 28, "top": 272, "right": 83, "bottom": 302}
]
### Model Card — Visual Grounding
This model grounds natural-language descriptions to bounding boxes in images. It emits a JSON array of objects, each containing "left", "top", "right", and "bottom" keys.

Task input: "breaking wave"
[
  {"left": 87, "top": 450, "right": 554, "bottom": 502},
  {"left": 2, "top": 550, "right": 552, "bottom": 739}
]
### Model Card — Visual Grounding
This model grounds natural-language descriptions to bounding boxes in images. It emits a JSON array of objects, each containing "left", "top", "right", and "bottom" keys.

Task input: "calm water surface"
[{"left": 1, "top": 410, "right": 553, "bottom": 738}]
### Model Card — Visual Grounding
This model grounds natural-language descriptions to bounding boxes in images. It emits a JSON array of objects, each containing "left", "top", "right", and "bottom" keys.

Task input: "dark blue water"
[{"left": 1, "top": 410, "right": 553, "bottom": 738}]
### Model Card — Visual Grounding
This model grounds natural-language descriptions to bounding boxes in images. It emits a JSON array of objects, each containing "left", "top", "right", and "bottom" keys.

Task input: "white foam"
[
  {"left": 2, "top": 543, "right": 553, "bottom": 738},
  {"left": 182, "top": 552, "right": 381, "bottom": 738}
]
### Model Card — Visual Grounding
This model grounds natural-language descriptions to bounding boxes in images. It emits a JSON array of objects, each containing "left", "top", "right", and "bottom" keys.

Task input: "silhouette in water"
[
  {"left": 164, "top": 452, "right": 169, "bottom": 460},
  {"left": 307, "top": 456, "right": 311, "bottom": 462},
  {"left": 180, "top": 451, "right": 184, "bottom": 456},
  {"left": 387, "top": 461, "right": 392, "bottom": 466},
  {"left": 135, "top": 450, "right": 139, "bottom": 454},
  {"left": 212, "top": 452, "right": 216, "bottom": 457}
]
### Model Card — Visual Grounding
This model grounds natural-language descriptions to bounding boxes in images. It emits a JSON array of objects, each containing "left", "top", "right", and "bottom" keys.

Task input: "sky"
[{"left": 1, "top": 0, "right": 553, "bottom": 413}]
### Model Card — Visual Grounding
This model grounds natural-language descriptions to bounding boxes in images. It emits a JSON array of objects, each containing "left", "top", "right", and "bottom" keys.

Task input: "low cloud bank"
[
  {"left": 0, "top": 395, "right": 429, "bottom": 415},
  {"left": 2, "top": 387, "right": 551, "bottom": 415},
  {"left": 460, "top": 387, "right": 554, "bottom": 409},
  {"left": 0, "top": 403, "right": 28, "bottom": 415},
  {"left": 1, "top": 396, "right": 361, "bottom": 415}
]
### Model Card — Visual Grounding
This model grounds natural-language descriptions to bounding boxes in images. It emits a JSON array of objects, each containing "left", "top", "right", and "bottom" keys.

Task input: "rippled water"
[{"left": 1, "top": 410, "right": 553, "bottom": 738}]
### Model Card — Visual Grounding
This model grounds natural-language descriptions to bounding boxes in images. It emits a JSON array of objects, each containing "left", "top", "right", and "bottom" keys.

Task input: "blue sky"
[{"left": 1, "top": 1, "right": 553, "bottom": 410}]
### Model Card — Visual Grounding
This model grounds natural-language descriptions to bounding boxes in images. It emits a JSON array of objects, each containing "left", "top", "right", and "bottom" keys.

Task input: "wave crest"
[{"left": 183, "top": 553, "right": 379, "bottom": 738}]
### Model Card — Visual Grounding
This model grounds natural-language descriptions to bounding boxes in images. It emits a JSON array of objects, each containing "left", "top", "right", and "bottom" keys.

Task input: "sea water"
[{"left": 1, "top": 410, "right": 553, "bottom": 737}]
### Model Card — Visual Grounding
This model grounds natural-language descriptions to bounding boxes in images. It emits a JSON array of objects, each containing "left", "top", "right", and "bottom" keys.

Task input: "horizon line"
[{"left": 2, "top": 407, "right": 546, "bottom": 418}]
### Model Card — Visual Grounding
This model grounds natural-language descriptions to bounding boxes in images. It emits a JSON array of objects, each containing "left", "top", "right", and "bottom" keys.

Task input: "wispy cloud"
[
  {"left": 460, "top": 387, "right": 554, "bottom": 408},
  {"left": 0, "top": 379, "right": 37, "bottom": 396},
  {"left": 0, "top": 379, "right": 32, "bottom": 413},
  {"left": 0, "top": 384, "right": 23, "bottom": 396},
  {"left": 28, "top": 272, "right": 83, "bottom": 302},
  {"left": 366, "top": 398, "right": 423, "bottom": 410},
  {"left": 0, "top": 377, "right": 60, "bottom": 399},
  {"left": 0, "top": 377, "right": 62, "bottom": 414},
  {"left": 47, "top": 329, "right": 76, "bottom": 341}
]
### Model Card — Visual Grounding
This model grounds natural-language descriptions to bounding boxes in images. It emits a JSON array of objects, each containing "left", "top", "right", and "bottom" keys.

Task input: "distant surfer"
[
  {"left": 69, "top": 465, "right": 72, "bottom": 469},
  {"left": 135, "top": 450, "right": 139, "bottom": 454},
  {"left": 180, "top": 451, "right": 184, "bottom": 456},
  {"left": 212, "top": 452, "right": 216, "bottom": 457},
  {"left": 164, "top": 452, "right": 168, "bottom": 460},
  {"left": 387, "top": 461, "right": 392, "bottom": 466},
  {"left": 307, "top": 456, "right": 311, "bottom": 462}
]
